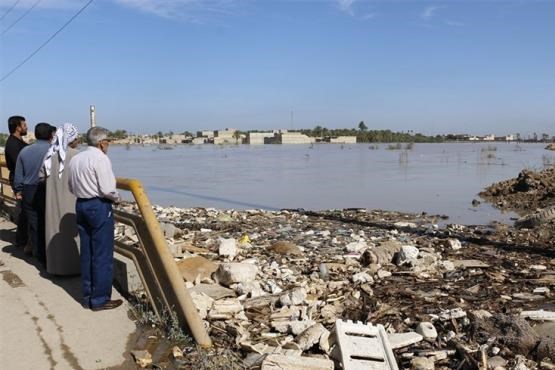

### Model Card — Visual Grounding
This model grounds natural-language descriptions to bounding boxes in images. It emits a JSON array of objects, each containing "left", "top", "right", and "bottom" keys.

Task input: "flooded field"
[{"left": 110, "top": 142, "right": 553, "bottom": 225}]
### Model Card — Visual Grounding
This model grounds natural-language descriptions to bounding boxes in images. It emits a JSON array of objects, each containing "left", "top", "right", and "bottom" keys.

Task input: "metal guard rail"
[{"left": 0, "top": 158, "right": 211, "bottom": 347}]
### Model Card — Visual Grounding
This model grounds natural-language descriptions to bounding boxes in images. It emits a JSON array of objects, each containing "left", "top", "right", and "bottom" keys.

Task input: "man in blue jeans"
[
  {"left": 13, "top": 122, "right": 55, "bottom": 265},
  {"left": 68, "top": 127, "right": 122, "bottom": 311}
]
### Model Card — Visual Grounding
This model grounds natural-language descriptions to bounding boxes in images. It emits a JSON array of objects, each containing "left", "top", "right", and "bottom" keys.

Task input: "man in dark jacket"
[
  {"left": 14, "top": 123, "right": 54, "bottom": 265},
  {"left": 5, "top": 116, "right": 29, "bottom": 250}
]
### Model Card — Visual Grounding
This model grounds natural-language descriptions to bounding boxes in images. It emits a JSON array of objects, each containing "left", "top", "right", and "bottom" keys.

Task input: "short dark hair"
[
  {"left": 35, "top": 123, "right": 54, "bottom": 140},
  {"left": 8, "top": 116, "right": 25, "bottom": 134},
  {"left": 48, "top": 125, "right": 57, "bottom": 138}
]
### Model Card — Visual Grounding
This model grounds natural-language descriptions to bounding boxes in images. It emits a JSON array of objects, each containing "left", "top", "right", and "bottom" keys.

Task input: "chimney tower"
[{"left": 89, "top": 105, "right": 96, "bottom": 128}]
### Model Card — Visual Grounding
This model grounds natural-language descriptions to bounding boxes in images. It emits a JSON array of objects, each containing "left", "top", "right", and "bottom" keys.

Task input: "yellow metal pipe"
[{"left": 116, "top": 178, "right": 212, "bottom": 347}]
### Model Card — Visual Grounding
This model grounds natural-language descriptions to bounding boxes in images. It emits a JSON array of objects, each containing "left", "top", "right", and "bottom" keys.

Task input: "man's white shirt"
[{"left": 68, "top": 146, "right": 120, "bottom": 202}]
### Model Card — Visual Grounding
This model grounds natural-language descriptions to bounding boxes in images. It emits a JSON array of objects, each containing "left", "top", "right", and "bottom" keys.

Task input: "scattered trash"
[{"left": 115, "top": 199, "right": 555, "bottom": 369}]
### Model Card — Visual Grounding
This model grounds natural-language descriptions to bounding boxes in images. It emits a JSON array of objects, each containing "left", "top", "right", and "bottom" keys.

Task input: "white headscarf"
[{"left": 43, "top": 123, "right": 79, "bottom": 178}]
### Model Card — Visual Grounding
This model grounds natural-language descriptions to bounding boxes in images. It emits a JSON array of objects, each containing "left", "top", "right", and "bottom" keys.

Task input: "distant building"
[
  {"left": 197, "top": 130, "right": 214, "bottom": 138},
  {"left": 192, "top": 137, "right": 207, "bottom": 145},
  {"left": 247, "top": 132, "right": 274, "bottom": 145},
  {"left": 213, "top": 128, "right": 239, "bottom": 144},
  {"left": 327, "top": 136, "right": 357, "bottom": 144},
  {"left": 214, "top": 128, "right": 236, "bottom": 137},
  {"left": 468, "top": 136, "right": 480, "bottom": 141},
  {"left": 273, "top": 132, "right": 315, "bottom": 144},
  {"left": 24, "top": 132, "right": 36, "bottom": 143},
  {"left": 483, "top": 134, "right": 495, "bottom": 141},
  {"left": 159, "top": 134, "right": 189, "bottom": 144}
]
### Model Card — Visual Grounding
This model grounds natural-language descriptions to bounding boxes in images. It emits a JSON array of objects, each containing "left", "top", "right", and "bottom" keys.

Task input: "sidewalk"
[{"left": 0, "top": 218, "right": 137, "bottom": 370}]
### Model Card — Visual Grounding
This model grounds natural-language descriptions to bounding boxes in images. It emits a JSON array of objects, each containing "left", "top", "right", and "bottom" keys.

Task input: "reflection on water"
[{"left": 109, "top": 142, "right": 553, "bottom": 225}]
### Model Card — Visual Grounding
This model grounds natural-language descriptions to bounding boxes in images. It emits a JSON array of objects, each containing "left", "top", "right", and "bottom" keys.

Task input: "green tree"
[
  {"left": 313, "top": 125, "right": 323, "bottom": 137},
  {"left": 0, "top": 133, "right": 8, "bottom": 146},
  {"left": 109, "top": 129, "right": 128, "bottom": 140},
  {"left": 232, "top": 131, "right": 242, "bottom": 144},
  {"left": 358, "top": 121, "right": 368, "bottom": 132}
]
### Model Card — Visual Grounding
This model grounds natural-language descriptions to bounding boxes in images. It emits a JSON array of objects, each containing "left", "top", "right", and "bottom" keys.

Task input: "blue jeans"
[
  {"left": 22, "top": 183, "right": 46, "bottom": 264},
  {"left": 76, "top": 198, "right": 115, "bottom": 308},
  {"left": 15, "top": 198, "right": 29, "bottom": 248}
]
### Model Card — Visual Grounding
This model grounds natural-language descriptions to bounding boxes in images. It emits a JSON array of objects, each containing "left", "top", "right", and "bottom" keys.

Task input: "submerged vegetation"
[{"left": 299, "top": 124, "right": 443, "bottom": 143}]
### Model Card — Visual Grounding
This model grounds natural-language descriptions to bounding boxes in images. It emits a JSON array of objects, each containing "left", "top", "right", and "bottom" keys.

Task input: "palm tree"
[
  {"left": 232, "top": 131, "right": 241, "bottom": 144},
  {"left": 358, "top": 121, "right": 368, "bottom": 132}
]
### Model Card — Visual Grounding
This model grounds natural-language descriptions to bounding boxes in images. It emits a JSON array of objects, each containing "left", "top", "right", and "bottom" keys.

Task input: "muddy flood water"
[{"left": 110, "top": 142, "right": 553, "bottom": 225}]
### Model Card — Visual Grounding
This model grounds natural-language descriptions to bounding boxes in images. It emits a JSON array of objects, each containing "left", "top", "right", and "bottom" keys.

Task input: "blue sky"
[{"left": 0, "top": 0, "right": 554, "bottom": 136}]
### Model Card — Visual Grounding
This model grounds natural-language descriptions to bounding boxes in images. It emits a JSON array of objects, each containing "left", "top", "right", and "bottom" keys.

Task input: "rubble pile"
[
  {"left": 116, "top": 204, "right": 555, "bottom": 369},
  {"left": 480, "top": 167, "right": 555, "bottom": 213}
]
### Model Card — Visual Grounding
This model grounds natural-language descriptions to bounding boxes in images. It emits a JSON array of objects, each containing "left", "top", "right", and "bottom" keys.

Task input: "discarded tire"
[{"left": 515, "top": 206, "right": 555, "bottom": 229}]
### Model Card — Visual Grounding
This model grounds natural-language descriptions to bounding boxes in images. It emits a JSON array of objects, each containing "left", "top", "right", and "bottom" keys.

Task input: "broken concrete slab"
[
  {"left": 219, "top": 237, "right": 238, "bottom": 260},
  {"left": 452, "top": 260, "right": 490, "bottom": 269},
  {"left": 280, "top": 287, "right": 308, "bottom": 306},
  {"left": 271, "top": 320, "right": 316, "bottom": 335},
  {"left": 296, "top": 323, "right": 330, "bottom": 351},
  {"left": 189, "top": 283, "right": 236, "bottom": 300},
  {"left": 388, "top": 332, "right": 424, "bottom": 349},
  {"left": 396, "top": 245, "right": 419, "bottom": 266},
  {"left": 260, "top": 354, "right": 334, "bottom": 370},
  {"left": 520, "top": 310, "right": 555, "bottom": 321},
  {"left": 190, "top": 291, "right": 214, "bottom": 319},
  {"left": 214, "top": 262, "right": 258, "bottom": 287},
  {"left": 411, "top": 356, "right": 435, "bottom": 370},
  {"left": 445, "top": 238, "right": 462, "bottom": 250},
  {"left": 208, "top": 298, "right": 244, "bottom": 320}
]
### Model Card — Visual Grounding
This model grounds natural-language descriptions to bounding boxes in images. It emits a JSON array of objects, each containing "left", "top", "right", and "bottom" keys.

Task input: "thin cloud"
[
  {"left": 337, "top": 0, "right": 356, "bottom": 16},
  {"left": 362, "top": 12, "right": 377, "bottom": 20},
  {"left": 420, "top": 5, "right": 445, "bottom": 21},
  {"left": 114, "top": 0, "right": 237, "bottom": 20}
]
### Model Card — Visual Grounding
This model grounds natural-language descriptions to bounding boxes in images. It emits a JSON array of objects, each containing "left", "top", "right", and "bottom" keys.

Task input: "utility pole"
[
  {"left": 290, "top": 110, "right": 293, "bottom": 130},
  {"left": 89, "top": 105, "right": 96, "bottom": 128}
]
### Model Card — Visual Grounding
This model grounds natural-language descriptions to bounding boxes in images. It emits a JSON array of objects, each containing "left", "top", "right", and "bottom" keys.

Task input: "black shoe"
[{"left": 91, "top": 299, "right": 123, "bottom": 311}]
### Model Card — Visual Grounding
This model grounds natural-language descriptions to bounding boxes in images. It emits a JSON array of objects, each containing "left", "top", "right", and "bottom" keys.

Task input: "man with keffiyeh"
[{"left": 41, "top": 123, "right": 81, "bottom": 275}]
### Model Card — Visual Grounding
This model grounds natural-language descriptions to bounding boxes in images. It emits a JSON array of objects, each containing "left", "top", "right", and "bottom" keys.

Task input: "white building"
[
  {"left": 192, "top": 137, "right": 207, "bottom": 145},
  {"left": 197, "top": 130, "right": 214, "bottom": 138},
  {"left": 213, "top": 128, "right": 239, "bottom": 144},
  {"left": 246, "top": 132, "right": 274, "bottom": 145},
  {"left": 275, "top": 132, "right": 315, "bottom": 144},
  {"left": 328, "top": 136, "right": 357, "bottom": 144}
]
